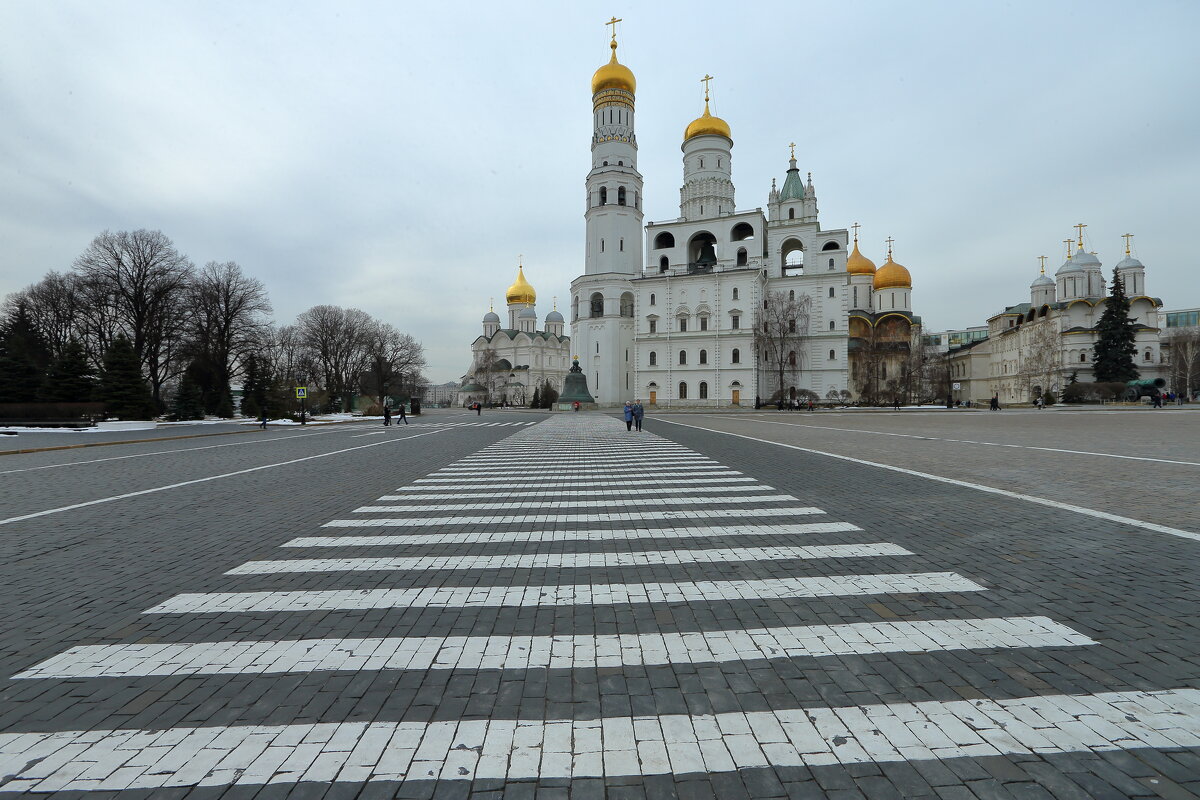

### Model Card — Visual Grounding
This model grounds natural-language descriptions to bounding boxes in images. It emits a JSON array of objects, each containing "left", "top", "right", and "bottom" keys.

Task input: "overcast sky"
[{"left": 3, "top": 1, "right": 1198, "bottom": 382}]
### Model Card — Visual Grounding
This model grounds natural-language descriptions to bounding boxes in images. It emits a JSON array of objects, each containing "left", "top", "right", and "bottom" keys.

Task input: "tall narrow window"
[
  {"left": 829, "top": 349, "right": 836, "bottom": 360},
  {"left": 699, "top": 382, "right": 708, "bottom": 399},
  {"left": 600, "top": 187, "right": 607, "bottom": 205},
  {"left": 679, "top": 318, "right": 687, "bottom": 333},
  {"left": 679, "top": 382, "right": 688, "bottom": 399},
  {"left": 699, "top": 317, "right": 708, "bottom": 331},
  {"left": 699, "top": 349, "right": 708, "bottom": 365},
  {"left": 829, "top": 320, "right": 835, "bottom": 331},
  {"left": 649, "top": 351, "right": 657, "bottom": 366},
  {"left": 789, "top": 290, "right": 795, "bottom": 301},
  {"left": 731, "top": 315, "right": 740, "bottom": 329},
  {"left": 732, "top": 287, "right": 739, "bottom": 300},
  {"left": 732, "top": 348, "right": 740, "bottom": 364},
  {"left": 789, "top": 208, "right": 795, "bottom": 219},
  {"left": 829, "top": 287, "right": 835, "bottom": 298},
  {"left": 618, "top": 187, "right": 626, "bottom": 206},
  {"left": 679, "top": 350, "right": 687, "bottom": 365},
  {"left": 649, "top": 319, "right": 657, "bottom": 334},
  {"left": 620, "top": 238, "right": 624, "bottom": 252}
]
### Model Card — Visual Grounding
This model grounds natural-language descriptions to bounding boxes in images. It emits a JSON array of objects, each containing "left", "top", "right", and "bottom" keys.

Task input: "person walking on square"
[
  {"left": 383, "top": 405, "right": 391, "bottom": 426},
  {"left": 623, "top": 401, "right": 634, "bottom": 431},
  {"left": 397, "top": 402, "right": 408, "bottom": 425},
  {"left": 475, "top": 401, "right": 482, "bottom": 416},
  {"left": 258, "top": 411, "right": 268, "bottom": 430},
  {"left": 633, "top": 401, "right": 644, "bottom": 431}
]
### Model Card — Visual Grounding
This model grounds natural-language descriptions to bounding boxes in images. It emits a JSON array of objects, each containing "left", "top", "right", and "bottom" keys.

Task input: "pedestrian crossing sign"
[{"left": 295, "top": 387, "right": 307, "bottom": 399}]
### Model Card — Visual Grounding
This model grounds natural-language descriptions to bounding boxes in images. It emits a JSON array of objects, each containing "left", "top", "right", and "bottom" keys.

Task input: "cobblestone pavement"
[{"left": 1, "top": 411, "right": 1199, "bottom": 798}]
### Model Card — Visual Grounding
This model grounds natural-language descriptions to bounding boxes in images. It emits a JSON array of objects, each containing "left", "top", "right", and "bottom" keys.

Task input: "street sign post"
[{"left": 295, "top": 387, "right": 307, "bottom": 399}]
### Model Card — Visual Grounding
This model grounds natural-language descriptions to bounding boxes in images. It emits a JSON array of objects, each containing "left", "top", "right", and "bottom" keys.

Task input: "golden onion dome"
[
  {"left": 684, "top": 101, "right": 732, "bottom": 142},
  {"left": 846, "top": 240, "right": 877, "bottom": 275},
  {"left": 873, "top": 254, "right": 912, "bottom": 290},
  {"left": 591, "top": 40, "right": 636, "bottom": 95},
  {"left": 505, "top": 266, "right": 536, "bottom": 306}
]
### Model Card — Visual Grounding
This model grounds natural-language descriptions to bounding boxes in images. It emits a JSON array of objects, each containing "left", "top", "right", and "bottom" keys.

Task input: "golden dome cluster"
[{"left": 505, "top": 266, "right": 536, "bottom": 306}]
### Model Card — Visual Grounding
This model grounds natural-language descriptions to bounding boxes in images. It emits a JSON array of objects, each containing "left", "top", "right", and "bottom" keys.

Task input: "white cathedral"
[{"left": 569, "top": 29, "right": 919, "bottom": 407}]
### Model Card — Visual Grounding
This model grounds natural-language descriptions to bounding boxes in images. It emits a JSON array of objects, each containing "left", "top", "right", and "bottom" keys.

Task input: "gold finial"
[
  {"left": 789, "top": 141, "right": 795, "bottom": 159},
  {"left": 1074, "top": 222, "right": 1087, "bottom": 247},
  {"left": 553, "top": 296, "right": 558, "bottom": 311},
  {"left": 1122, "top": 232, "right": 1134, "bottom": 255},
  {"left": 885, "top": 236, "right": 895, "bottom": 259},
  {"left": 701, "top": 73, "right": 714, "bottom": 112},
  {"left": 1038, "top": 255, "right": 1047, "bottom": 274},
  {"left": 1063, "top": 238, "right": 1074, "bottom": 258},
  {"left": 851, "top": 222, "right": 861, "bottom": 244},
  {"left": 489, "top": 297, "right": 494, "bottom": 312},
  {"left": 518, "top": 253, "right": 523, "bottom": 266},
  {"left": 606, "top": 16, "right": 622, "bottom": 43}
]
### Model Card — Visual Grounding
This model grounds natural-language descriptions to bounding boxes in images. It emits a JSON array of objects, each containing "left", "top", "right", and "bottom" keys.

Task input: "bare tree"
[
  {"left": 1167, "top": 330, "right": 1200, "bottom": 398},
  {"left": 294, "top": 305, "right": 376, "bottom": 405},
  {"left": 755, "top": 290, "right": 811, "bottom": 403},
  {"left": 361, "top": 322, "right": 427, "bottom": 404},
  {"left": 4, "top": 272, "right": 85, "bottom": 360},
  {"left": 186, "top": 261, "right": 273, "bottom": 388},
  {"left": 73, "top": 229, "right": 195, "bottom": 409},
  {"left": 1019, "top": 320, "right": 1061, "bottom": 401}
]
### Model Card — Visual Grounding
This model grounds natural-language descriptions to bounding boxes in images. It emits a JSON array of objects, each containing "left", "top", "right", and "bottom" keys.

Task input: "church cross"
[
  {"left": 1122, "top": 232, "right": 1134, "bottom": 255},
  {"left": 701, "top": 74, "right": 713, "bottom": 102},
  {"left": 851, "top": 222, "right": 861, "bottom": 243},
  {"left": 789, "top": 141, "right": 796, "bottom": 159},
  {"left": 885, "top": 236, "right": 895, "bottom": 258},
  {"left": 606, "top": 16, "right": 621, "bottom": 41},
  {"left": 1074, "top": 222, "right": 1087, "bottom": 246},
  {"left": 518, "top": 253, "right": 523, "bottom": 266},
  {"left": 1038, "top": 255, "right": 1047, "bottom": 274},
  {"left": 1063, "top": 238, "right": 1074, "bottom": 257}
]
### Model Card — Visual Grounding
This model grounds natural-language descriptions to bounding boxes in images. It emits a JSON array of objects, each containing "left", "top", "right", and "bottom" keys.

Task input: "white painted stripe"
[
  {"left": 352, "top": 495, "right": 798, "bottom": 513},
  {"left": 323, "top": 507, "right": 825, "bottom": 528},
  {"left": 0, "top": 430, "right": 448, "bottom": 527},
  {"left": 16, "top": 616, "right": 1093, "bottom": 679},
  {"left": 412, "top": 471, "right": 745, "bottom": 484},
  {"left": 659, "top": 418, "right": 1200, "bottom": 543},
  {"left": 284, "top": 522, "right": 863, "bottom": 548},
  {"left": 226, "top": 544, "right": 910, "bottom": 574},
  {"left": 146, "top": 572, "right": 983, "bottom": 614},
  {"left": 380, "top": 485, "right": 774, "bottom": 500},
  {"left": 435, "top": 460, "right": 717, "bottom": 472},
  {"left": 407, "top": 476, "right": 755, "bottom": 488},
  {"left": 452, "top": 455, "right": 712, "bottom": 463},
  {"left": 3, "top": 688, "right": 1192, "bottom": 790}
]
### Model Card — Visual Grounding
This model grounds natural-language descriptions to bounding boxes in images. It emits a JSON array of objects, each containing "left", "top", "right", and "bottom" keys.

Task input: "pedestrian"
[
  {"left": 383, "top": 406, "right": 391, "bottom": 426},
  {"left": 990, "top": 394, "right": 999, "bottom": 411},
  {"left": 633, "top": 401, "right": 644, "bottom": 431},
  {"left": 809, "top": 399, "right": 815, "bottom": 412},
  {"left": 893, "top": 397, "right": 900, "bottom": 411},
  {"left": 475, "top": 402, "right": 482, "bottom": 416},
  {"left": 623, "top": 401, "right": 634, "bottom": 431},
  {"left": 397, "top": 402, "right": 408, "bottom": 425},
  {"left": 299, "top": 409, "right": 307, "bottom": 425},
  {"left": 258, "top": 411, "right": 268, "bottom": 430},
  {"left": 573, "top": 401, "right": 580, "bottom": 412}
]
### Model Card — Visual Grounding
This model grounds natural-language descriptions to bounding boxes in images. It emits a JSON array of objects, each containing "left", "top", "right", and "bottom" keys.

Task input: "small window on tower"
[
  {"left": 618, "top": 187, "right": 626, "bottom": 206},
  {"left": 620, "top": 238, "right": 624, "bottom": 252},
  {"left": 789, "top": 208, "right": 795, "bottom": 220},
  {"left": 732, "top": 287, "right": 739, "bottom": 300},
  {"left": 829, "top": 320, "right": 835, "bottom": 330},
  {"left": 650, "top": 293, "right": 656, "bottom": 305},
  {"left": 829, "top": 287, "right": 835, "bottom": 298},
  {"left": 618, "top": 161, "right": 623, "bottom": 166},
  {"left": 717, "top": 158, "right": 721, "bottom": 167},
  {"left": 600, "top": 187, "right": 607, "bottom": 205},
  {"left": 700, "top": 158, "right": 704, "bottom": 169}
]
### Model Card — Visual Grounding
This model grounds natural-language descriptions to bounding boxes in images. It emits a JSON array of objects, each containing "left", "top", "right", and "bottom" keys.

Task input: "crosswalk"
[{"left": 0, "top": 415, "right": 1184, "bottom": 794}]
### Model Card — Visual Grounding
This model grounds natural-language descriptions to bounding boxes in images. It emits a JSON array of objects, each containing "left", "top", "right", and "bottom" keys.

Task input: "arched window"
[
  {"left": 1144, "top": 350, "right": 1152, "bottom": 361},
  {"left": 649, "top": 293, "right": 656, "bottom": 305},
  {"left": 789, "top": 290, "right": 795, "bottom": 301},
  {"left": 788, "top": 351, "right": 797, "bottom": 367},
  {"left": 679, "top": 350, "right": 687, "bottom": 365},
  {"left": 679, "top": 382, "right": 688, "bottom": 399},
  {"left": 737, "top": 247, "right": 747, "bottom": 266},
  {"left": 572, "top": 295, "right": 579, "bottom": 320},
  {"left": 618, "top": 187, "right": 626, "bottom": 206},
  {"left": 829, "top": 320, "right": 835, "bottom": 330},
  {"left": 731, "top": 223, "right": 754, "bottom": 241},
  {"left": 829, "top": 287, "right": 836, "bottom": 298},
  {"left": 654, "top": 232, "right": 675, "bottom": 249},
  {"left": 782, "top": 239, "right": 804, "bottom": 270},
  {"left": 828, "top": 258, "right": 835, "bottom": 269},
  {"left": 732, "top": 348, "right": 740, "bottom": 364},
  {"left": 788, "top": 319, "right": 796, "bottom": 333},
  {"left": 659, "top": 256, "right": 669, "bottom": 272},
  {"left": 1080, "top": 352, "right": 1087, "bottom": 362},
  {"left": 822, "top": 241, "right": 840, "bottom": 251},
  {"left": 600, "top": 187, "right": 607, "bottom": 205},
  {"left": 699, "top": 349, "right": 708, "bottom": 365},
  {"left": 732, "top": 287, "right": 739, "bottom": 300},
  {"left": 589, "top": 292, "right": 604, "bottom": 318},
  {"left": 649, "top": 351, "right": 657, "bottom": 366},
  {"left": 788, "top": 208, "right": 795, "bottom": 220},
  {"left": 829, "top": 349, "right": 836, "bottom": 360},
  {"left": 620, "top": 292, "right": 634, "bottom": 317},
  {"left": 699, "top": 382, "right": 709, "bottom": 399}
]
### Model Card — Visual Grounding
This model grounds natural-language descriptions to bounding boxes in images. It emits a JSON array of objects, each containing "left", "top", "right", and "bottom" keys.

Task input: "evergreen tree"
[
  {"left": 99, "top": 334, "right": 155, "bottom": 419},
  {"left": 0, "top": 300, "right": 50, "bottom": 402},
  {"left": 39, "top": 341, "right": 97, "bottom": 402},
  {"left": 540, "top": 380, "right": 559, "bottom": 409},
  {"left": 1092, "top": 269, "right": 1139, "bottom": 383},
  {"left": 170, "top": 371, "right": 205, "bottom": 420},
  {"left": 240, "top": 353, "right": 264, "bottom": 418},
  {"left": 530, "top": 386, "right": 541, "bottom": 409}
]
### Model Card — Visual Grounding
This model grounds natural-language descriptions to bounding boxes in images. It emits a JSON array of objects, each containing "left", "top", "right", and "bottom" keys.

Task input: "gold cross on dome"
[
  {"left": 701, "top": 74, "right": 713, "bottom": 102},
  {"left": 1063, "top": 238, "right": 1074, "bottom": 257},
  {"left": 851, "top": 222, "right": 861, "bottom": 242},
  {"left": 789, "top": 142, "right": 796, "bottom": 159},
  {"left": 606, "top": 16, "right": 621, "bottom": 41},
  {"left": 1122, "top": 232, "right": 1134, "bottom": 255},
  {"left": 1074, "top": 222, "right": 1087, "bottom": 246},
  {"left": 1038, "top": 255, "right": 1047, "bottom": 273},
  {"left": 885, "top": 236, "right": 895, "bottom": 258}
]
